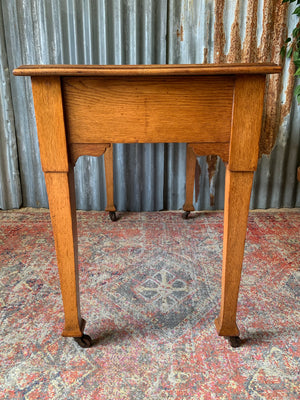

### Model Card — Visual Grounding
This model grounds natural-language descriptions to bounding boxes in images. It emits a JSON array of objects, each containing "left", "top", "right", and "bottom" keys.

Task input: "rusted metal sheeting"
[
  {"left": 173, "top": 0, "right": 299, "bottom": 209},
  {"left": 0, "top": 0, "right": 299, "bottom": 211}
]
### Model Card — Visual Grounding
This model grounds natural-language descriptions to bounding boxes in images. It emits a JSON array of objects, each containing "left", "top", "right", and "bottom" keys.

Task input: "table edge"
[{"left": 13, "top": 63, "right": 282, "bottom": 76}]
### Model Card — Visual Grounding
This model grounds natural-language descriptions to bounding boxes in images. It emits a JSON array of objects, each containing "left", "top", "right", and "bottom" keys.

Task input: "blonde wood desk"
[{"left": 14, "top": 63, "right": 281, "bottom": 348}]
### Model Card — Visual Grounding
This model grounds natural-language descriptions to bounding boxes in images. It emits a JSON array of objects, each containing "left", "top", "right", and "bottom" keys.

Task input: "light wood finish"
[
  {"left": 68, "top": 143, "right": 116, "bottom": 213},
  {"left": 190, "top": 143, "right": 229, "bottom": 164},
  {"left": 183, "top": 145, "right": 197, "bottom": 212},
  {"left": 45, "top": 170, "right": 84, "bottom": 337},
  {"left": 31, "top": 77, "right": 68, "bottom": 172},
  {"left": 62, "top": 77, "right": 234, "bottom": 144},
  {"left": 104, "top": 145, "right": 116, "bottom": 213},
  {"left": 13, "top": 63, "right": 282, "bottom": 76},
  {"left": 215, "top": 74, "right": 266, "bottom": 337},
  {"left": 229, "top": 75, "right": 266, "bottom": 171},
  {"left": 182, "top": 143, "right": 229, "bottom": 213},
  {"left": 31, "top": 76, "right": 83, "bottom": 337},
  {"left": 69, "top": 143, "right": 111, "bottom": 166},
  {"left": 14, "top": 64, "right": 281, "bottom": 343},
  {"left": 215, "top": 168, "right": 254, "bottom": 336}
]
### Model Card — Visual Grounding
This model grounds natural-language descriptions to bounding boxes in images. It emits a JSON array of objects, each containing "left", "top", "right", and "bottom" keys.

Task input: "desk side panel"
[{"left": 62, "top": 76, "right": 234, "bottom": 144}]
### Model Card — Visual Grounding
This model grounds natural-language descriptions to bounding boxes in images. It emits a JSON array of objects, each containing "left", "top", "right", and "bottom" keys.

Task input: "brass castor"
[
  {"left": 74, "top": 334, "right": 92, "bottom": 348},
  {"left": 109, "top": 211, "right": 117, "bottom": 221},
  {"left": 182, "top": 211, "right": 190, "bottom": 219},
  {"left": 228, "top": 336, "right": 242, "bottom": 348}
]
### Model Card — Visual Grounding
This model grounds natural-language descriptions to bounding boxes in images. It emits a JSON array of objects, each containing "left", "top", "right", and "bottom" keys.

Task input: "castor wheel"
[
  {"left": 74, "top": 334, "right": 93, "bottom": 348},
  {"left": 182, "top": 211, "right": 190, "bottom": 219},
  {"left": 109, "top": 211, "right": 117, "bottom": 221},
  {"left": 228, "top": 336, "right": 242, "bottom": 348}
]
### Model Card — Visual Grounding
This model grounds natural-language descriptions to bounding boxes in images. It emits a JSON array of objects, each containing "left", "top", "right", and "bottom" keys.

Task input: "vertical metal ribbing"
[{"left": 0, "top": 2, "right": 21, "bottom": 209}]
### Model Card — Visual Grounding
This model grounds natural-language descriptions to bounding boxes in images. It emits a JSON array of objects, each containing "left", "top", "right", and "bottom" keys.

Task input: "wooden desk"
[{"left": 14, "top": 63, "right": 281, "bottom": 348}]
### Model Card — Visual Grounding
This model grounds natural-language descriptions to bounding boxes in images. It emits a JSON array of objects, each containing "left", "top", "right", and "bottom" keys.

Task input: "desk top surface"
[{"left": 13, "top": 63, "right": 281, "bottom": 77}]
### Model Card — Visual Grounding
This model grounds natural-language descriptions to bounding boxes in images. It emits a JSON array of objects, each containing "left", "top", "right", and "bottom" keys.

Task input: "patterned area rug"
[{"left": 0, "top": 209, "right": 299, "bottom": 399}]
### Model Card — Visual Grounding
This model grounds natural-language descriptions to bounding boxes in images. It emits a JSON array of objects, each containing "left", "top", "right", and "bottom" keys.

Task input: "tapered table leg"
[
  {"left": 215, "top": 166, "right": 254, "bottom": 337},
  {"left": 45, "top": 167, "right": 84, "bottom": 337},
  {"left": 183, "top": 144, "right": 197, "bottom": 218}
]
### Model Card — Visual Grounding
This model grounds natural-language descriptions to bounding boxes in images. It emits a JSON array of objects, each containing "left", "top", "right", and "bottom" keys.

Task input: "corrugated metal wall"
[
  {"left": 0, "top": 0, "right": 299, "bottom": 211},
  {"left": 0, "top": 4, "right": 21, "bottom": 209}
]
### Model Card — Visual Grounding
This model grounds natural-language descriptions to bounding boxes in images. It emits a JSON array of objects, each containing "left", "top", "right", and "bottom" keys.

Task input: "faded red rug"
[{"left": 0, "top": 209, "right": 299, "bottom": 399}]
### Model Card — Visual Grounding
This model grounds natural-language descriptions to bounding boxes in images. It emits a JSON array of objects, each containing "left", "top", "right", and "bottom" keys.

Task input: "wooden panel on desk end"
[{"left": 63, "top": 76, "right": 234, "bottom": 144}]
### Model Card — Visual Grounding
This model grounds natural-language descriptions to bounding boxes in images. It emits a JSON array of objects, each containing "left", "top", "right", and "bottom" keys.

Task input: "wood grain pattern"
[
  {"left": 31, "top": 77, "right": 68, "bottom": 172},
  {"left": 63, "top": 76, "right": 234, "bottom": 144},
  {"left": 13, "top": 63, "right": 282, "bottom": 76},
  {"left": 32, "top": 76, "right": 84, "bottom": 338},
  {"left": 104, "top": 145, "right": 116, "bottom": 212},
  {"left": 229, "top": 75, "right": 266, "bottom": 171},
  {"left": 190, "top": 142, "right": 229, "bottom": 163},
  {"left": 14, "top": 64, "right": 280, "bottom": 343},
  {"left": 215, "top": 168, "right": 254, "bottom": 336},
  {"left": 44, "top": 168, "right": 83, "bottom": 337},
  {"left": 183, "top": 145, "right": 197, "bottom": 212},
  {"left": 69, "top": 143, "right": 116, "bottom": 212},
  {"left": 69, "top": 143, "right": 110, "bottom": 166},
  {"left": 182, "top": 143, "right": 230, "bottom": 212}
]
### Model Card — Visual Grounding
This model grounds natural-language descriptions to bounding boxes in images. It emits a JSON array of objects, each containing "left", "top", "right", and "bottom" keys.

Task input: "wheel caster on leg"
[
  {"left": 228, "top": 336, "right": 242, "bottom": 348},
  {"left": 182, "top": 211, "right": 190, "bottom": 219},
  {"left": 74, "top": 334, "right": 92, "bottom": 348},
  {"left": 109, "top": 211, "right": 117, "bottom": 221}
]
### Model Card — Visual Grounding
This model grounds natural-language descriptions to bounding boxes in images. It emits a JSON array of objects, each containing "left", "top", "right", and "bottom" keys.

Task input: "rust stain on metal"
[
  {"left": 177, "top": 24, "right": 184, "bottom": 41},
  {"left": 194, "top": 158, "right": 201, "bottom": 204},
  {"left": 227, "top": 0, "right": 242, "bottom": 63},
  {"left": 258, "top": 0, "right": 275, "bottom": 62},
  {"left": 207, "top": 155, "right": 217, "bottom": 182},
  {"left": 207, "top": 155, "right": 218, "bottom": 206},
  {"left": 206, "top": 0, "right": 292, "bottom": 184},
  {"left": 203, "top": 47, "right": 208, "bottom": 64},
  {"left": 270, "top": 1, "right": 288, "bottom": 66},
  {"left": 242, "top": 0, "right": 258, "bottom": 62},
  {"left": 207, "top": 0, "right": 226, "bottom": 192},
  {"left": 280, "top": 55, "right": 296, "bottom": 123},
  {"left": 214, "top": 0, "right": 226, "bottom": 63},
  {"left": 259, "top": 0, "right": 289, "bottom": 155},
  {"left": 259, "top": 75, "right": 282, "bottom": 155}
]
